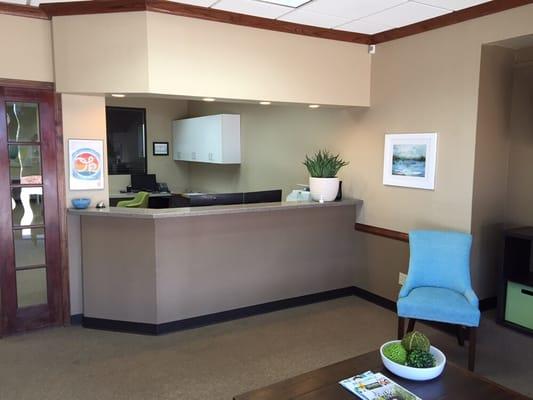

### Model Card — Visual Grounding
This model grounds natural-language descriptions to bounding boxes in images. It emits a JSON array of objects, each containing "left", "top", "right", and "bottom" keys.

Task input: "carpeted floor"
[{"left": 0, "top": 296, "right": 531, "bottom": 399}]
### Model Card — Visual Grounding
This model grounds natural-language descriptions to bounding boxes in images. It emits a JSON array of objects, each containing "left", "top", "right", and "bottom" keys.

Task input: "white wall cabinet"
[{"left": 172, "top": 114, "right": 241, "bottom": 164}]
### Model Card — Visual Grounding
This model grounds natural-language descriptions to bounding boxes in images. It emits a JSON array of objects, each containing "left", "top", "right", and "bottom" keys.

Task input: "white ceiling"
[{"left": 13, "top": 0, "right": 493, "bottom": 35}]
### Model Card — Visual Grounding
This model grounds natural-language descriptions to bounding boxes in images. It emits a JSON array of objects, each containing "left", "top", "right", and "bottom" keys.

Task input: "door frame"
[{"left": 0, "top": 78, "right": 69, "bottom": 336}]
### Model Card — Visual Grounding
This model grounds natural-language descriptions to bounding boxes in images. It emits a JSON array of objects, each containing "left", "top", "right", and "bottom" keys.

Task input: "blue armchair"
[{"left": 397, "top": 230, "right": 481, "bottom": 371}]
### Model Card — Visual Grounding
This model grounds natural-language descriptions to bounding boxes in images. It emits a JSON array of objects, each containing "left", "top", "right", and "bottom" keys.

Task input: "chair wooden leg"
[
  {"left": 456, "top": 325, "right": 465, "bottom": 347},
  {"left": 398, "top": 317, "right": 405, "bottom": 339},
  {"left": 468, "top": 327, "right": 477, "bottom": 372},
  {"left": 407, "top": 319, "right": 416, "bottom": 333}
]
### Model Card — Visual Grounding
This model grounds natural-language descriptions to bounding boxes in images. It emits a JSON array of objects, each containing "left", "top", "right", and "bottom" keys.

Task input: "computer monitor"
[{"left": 131, "top": 174, "right": 157, "bottom": 192}]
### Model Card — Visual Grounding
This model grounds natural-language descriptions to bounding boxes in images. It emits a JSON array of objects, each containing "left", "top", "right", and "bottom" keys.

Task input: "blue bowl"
[{"left": 71, "top": 198, "right": 91, "bottom": 209}]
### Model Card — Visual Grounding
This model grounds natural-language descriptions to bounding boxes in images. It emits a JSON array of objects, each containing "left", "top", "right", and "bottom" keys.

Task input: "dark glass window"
[{"left": 106, "top": 107, "right": 147, "bottom": 175}]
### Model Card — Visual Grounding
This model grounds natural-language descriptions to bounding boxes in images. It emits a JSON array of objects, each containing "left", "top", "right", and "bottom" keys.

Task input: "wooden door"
[{"left": 0, "top": 86, "right": 64, "bottom": 335}]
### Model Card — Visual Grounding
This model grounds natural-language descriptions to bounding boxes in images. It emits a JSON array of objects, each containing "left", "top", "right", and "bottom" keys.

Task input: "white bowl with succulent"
[
  {"left": 303, "top": 150, "right": 349, "bottom": 202},
  {"left": 380, "top": 331, "right": 446, "bottom": 381}
]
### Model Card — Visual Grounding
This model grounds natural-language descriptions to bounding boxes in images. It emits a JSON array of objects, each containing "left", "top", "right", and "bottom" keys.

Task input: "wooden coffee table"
[{"left": 234, "top": 350, "right": 530, "bottom": 400}]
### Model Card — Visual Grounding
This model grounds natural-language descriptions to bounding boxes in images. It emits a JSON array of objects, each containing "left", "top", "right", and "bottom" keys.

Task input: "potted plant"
[{"left": 303, "top": 150, "right": 349, "bottom": 202}]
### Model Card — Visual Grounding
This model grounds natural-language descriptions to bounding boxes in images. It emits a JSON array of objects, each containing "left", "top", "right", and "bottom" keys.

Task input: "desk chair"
[
  {"left": 116, "top": 192, "right": 149, "bottom": 208},
  {"left": 397, "top": 230, "right": 481, "bottom": 371}
]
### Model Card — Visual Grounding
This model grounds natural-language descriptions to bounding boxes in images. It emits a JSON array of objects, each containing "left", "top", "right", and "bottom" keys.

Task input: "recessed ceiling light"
[
  {"left": 203, "top": 98, "right": 216, "bottom": 102},
  {"left": 111, "top": 94, "right": 125, "bottom": 98},
  {"left": 308, "top": 104, "right": 320, "bottom": 109},
  {"left": 257, "top": 0, "right": 311, "bottom": 7},
  {"left": 259, "top": 101, "right": 271, "bottom": 105}
]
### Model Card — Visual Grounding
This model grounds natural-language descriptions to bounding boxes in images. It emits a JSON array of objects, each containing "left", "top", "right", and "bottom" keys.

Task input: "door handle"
[{"left": 521, "top": 289, "right": 533, "bottom": 297}]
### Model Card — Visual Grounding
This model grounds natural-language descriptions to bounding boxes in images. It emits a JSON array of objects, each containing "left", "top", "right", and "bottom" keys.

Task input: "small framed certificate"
[{"left": 153, "top": 142, "right": 169, "bottom": 156}]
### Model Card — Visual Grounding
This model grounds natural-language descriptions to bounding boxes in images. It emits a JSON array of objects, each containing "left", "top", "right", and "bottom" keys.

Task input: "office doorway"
[{"left": 0, "top": 84, "right": 66, "bottom": 335}]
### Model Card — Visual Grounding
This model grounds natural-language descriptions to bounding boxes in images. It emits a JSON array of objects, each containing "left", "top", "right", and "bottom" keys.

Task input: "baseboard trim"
[
  {"left": 79, "top": 287, "right": 497, "bottom": 335},
  {"left": 351, "top": 286, "right": 397, "bottom": 312},
  {"left": 82, "top": 287, "right": 355, "bottom": 335}
]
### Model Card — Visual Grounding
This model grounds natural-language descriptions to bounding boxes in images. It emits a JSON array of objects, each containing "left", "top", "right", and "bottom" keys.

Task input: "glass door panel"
[
  {"left": 6, "top": 102, "right": 40, "bottom": 142},
  {"left": 11, "top": 187, "right": 44, "bottom": 226},
  {"left": 8, "top": 144, "right": 42, "bottom": 185},
  {"left": 13, "top": 228, "right": 46, "bottom": 268},
  {"left": 16, "top": 267, "right": 48, "bottom": 308}
]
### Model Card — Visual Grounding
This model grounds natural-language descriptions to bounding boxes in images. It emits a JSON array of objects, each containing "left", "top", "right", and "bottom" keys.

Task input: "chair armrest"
[
  {"left": 398, "top": 284, "right": 411, "bottom": 298},
  {"left": 464, "top": 288, "right": 479, "bottom": 307}
]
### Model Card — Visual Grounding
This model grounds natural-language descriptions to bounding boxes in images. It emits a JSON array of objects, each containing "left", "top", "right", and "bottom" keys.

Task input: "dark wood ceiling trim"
[
  {"left": 0, "top": 78, "right": 54, "bottom": 90},
  {"left": 39, "top": 0, "right": 147, "bottom": 17},
  {"left": 2, "top": 0, "right": 532, "bottom": 45},
  {"left": 355, "top": 223, "right": 409, "bottom": 243},
  {"left": 38, "top": 0, "right": 370, "bottom": 43},
  {"left": 0, "top": 1, "right": 48, "bottom": 19},
  {"left": 372, "top": 0, "right": 533, "bottom": 44},
  {"left": 146, "top": 0, "right": 371, "bottom": 44}
]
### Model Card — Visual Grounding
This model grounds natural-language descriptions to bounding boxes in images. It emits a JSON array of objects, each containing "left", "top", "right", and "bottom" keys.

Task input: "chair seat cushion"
[{"left": 397, "top": 287, "right": 480, "bottom": 327}]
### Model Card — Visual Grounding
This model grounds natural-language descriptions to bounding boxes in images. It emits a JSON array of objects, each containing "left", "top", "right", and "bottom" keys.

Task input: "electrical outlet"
[{"left": 399, "top": 272, "right": 407, "bottom": 286}]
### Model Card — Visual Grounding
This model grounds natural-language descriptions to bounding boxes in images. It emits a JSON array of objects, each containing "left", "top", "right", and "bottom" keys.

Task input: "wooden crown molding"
[
  {"left": 372, "top": 0, "right": 533, "bottom": 44},
  {"left": 39, "top": 0, "right": 147, "bottom": 17},
  {"left": 0, "top": 78, "right": 54, "bottom": 90},
  {"left": 1, "top": 0, "right": 533, "bottom": 44},
  {"left": 38, "top": 0, "right": 371, "bottom": 44},
  {"left": 354, "top": 223, "right": 409, "bottom": 243},
  {"left": 146, "top": 0, "right": 371, "bottom": 44},
  {"left": 0, "top": 1, "right": 48, "bottom": 19}
]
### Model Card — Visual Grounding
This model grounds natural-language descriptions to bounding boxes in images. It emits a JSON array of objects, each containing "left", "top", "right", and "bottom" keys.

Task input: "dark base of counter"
[
  {"left": 81, "top": 286, "right": 355, "bottom": 335},
  {"left": 80, "top": 287, "right": 497, "bottom": 335}
]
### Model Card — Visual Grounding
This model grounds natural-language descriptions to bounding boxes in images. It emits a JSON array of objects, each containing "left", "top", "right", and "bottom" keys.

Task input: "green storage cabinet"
[{"left": 505, "top": 281, "right": 533, "bottom": 330}]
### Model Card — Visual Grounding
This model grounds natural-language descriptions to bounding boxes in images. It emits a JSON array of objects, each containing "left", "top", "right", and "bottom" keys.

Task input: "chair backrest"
[
  {"left": 135, "top": 191, "right": 150, "bottom": 208},
  {"left": 405, "top": 230, "right": 473, "bottom": 294}
]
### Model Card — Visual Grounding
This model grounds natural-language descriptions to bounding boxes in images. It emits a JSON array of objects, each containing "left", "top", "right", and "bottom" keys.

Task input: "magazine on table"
[{"left": 339, "top": 370, "right": 422, "bottom": 400}]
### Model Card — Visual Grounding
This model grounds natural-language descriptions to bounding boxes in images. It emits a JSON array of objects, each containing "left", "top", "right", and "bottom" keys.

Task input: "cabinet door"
[
  {"left": 173, "top": 115, "right": 238, "bottom": 164},
  {"left": 172, "top": 120, "right": 192, "bottom": 161},
  {"left": 220, "top": 115, "right": 241, "bottom": 164},
  {"left": 202, "top": 116, "right": 222, "bottom": 163}
]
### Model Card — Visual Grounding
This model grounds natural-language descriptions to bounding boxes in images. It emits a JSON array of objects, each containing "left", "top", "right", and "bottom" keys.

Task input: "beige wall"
[
  {"left": 0, "top": 14, "right": 54, "bottom": 82},
  {"left": 61, "top": 94, "right": 108, "bottom": 315},
  {"left": 52, "top": 12, "right": 150, "bottom": 93},
  {"left": 146, "top": 12, "right": 370, "bottom": 106},
  {"left": 62, "top": 94, "right": 109, "bottom": 205},
  {"left": 187, "top": 101, "right": 358, "bottom": 197},
  {"left": 50, "top": 11, "right": 370, "bottom": 107},
  {"left": 470, "top": 45, "right": 515, "bottom": 299},
  {"left": 505, "top": 64, "right": 533, "bottom": 226},
  {"left": 105, "top": 97, "right": 190, "bottom": 193}
]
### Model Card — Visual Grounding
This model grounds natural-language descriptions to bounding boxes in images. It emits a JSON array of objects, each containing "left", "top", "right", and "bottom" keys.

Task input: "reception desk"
[{"left": 70, "top": 199, "right": 362, "bottom": 334}]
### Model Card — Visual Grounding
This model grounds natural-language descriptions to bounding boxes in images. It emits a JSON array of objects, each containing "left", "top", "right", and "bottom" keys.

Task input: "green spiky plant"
[{"left": 303, "top": 150, "right": 349, "bottom": 178}]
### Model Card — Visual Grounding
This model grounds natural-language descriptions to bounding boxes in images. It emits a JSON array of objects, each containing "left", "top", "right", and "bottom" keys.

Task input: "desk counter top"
[
  {"left": 68, "top": 199, "right": 362, "bottom": 220},
  {"left": 109, "top": 192, "right": 173, "bottom": 199}
]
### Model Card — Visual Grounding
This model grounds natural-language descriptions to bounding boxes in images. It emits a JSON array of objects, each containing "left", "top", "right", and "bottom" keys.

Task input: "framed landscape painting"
[{"left": 383, "top": 133, "right": 438, "bottom": 190}]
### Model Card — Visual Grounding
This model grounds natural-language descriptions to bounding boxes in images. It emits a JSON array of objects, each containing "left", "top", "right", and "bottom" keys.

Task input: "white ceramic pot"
[
  {"left": 309, "top": 177, "right": 339, "bottom": 202},
  {"left": 380, "top": 340, "right": 446, "bottom": 381}
]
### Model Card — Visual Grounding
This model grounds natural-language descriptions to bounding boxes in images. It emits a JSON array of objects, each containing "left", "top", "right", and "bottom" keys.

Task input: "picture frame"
[
  {"left": 383, "top": 133, "right": 438, "bottom": 190},
  {"left": 68, "top": 139, "right": 105, "bottom": 191},
  {"left": 153, "top": 142, "right": 169, "bottom": 156}
]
